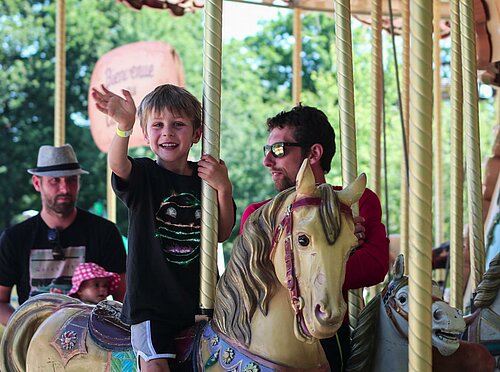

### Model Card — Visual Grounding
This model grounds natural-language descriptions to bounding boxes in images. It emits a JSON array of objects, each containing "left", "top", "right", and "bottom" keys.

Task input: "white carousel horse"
[
  {"left": 346, "top": 254, "right": 495, "bottom": 372},
  {"left": 0, "top": 160, "right": 366, "bottom": 371}
]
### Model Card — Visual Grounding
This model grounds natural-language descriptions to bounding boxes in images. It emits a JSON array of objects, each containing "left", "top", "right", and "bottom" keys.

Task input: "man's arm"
[
  {"left": 0, "top": 285, "right": 14, "bottom": 326},
  {"left": 343, "top": 188, "right": 390, "bottom": 290},
  {"left": 239, "top": 200, "right": 270, "bottom": 234}
]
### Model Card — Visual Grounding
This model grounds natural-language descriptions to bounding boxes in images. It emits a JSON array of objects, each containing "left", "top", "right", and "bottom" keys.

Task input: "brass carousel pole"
[
  {"left": 107, "top": 165, "right": 117, "bottom": 223},
  {"left": 292, "top": 8, "right": 302, "bottom": 105},
  {"left": 54, "top": 0, "right": 66, "bottom": 146},
  {"left": 334, "top": 0, "right": 363, "bottom": 328},
  {"left": 200, "top": 0, "right": 223, "bottom": 314},
  {"left": 449, "top": 0, "right": 464, "bottom": 310},
  {"left": 459, "top": 0, "right": 484, "bottom": 292},
  {"left": 433, "top": 0, "right": 444, "bottom": 247},
  {"left": 400, "top": 0, "right": 410, "bottom": 273},
  {"left": 370, "top": 0, "right": 382, "bottom": 197},
  {"left": 368, "top": 0, "right": 382, "bottom": 301},
  {"left": 408, "top": 0, "right": 433, "bottom": 370}
]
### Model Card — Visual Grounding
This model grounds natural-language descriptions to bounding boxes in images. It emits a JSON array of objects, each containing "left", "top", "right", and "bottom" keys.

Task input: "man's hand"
[
  {"left": 353, "top": 215, "right": 366, "bottom": 248},
  {"left": 91, "top": 85, "right": 137, "bottom": 130}
]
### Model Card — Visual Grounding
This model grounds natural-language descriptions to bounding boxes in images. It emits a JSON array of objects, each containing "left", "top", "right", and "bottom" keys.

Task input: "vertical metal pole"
[
  {"left": 433, "top": 0, "right": 444, "bottom": 247},
  {"left": 400, "top": 0, "right": 410, "bottom": 273},
  {"left": 460, "top": 0, "right": 484, "bottom": 292},
  {"left": 367, "top": 0, "right": 383, "bottom": 301},
  {"left": 200, "top": 0, "right": 223, "bottom": 314},
  {"left": 292, "top": 8, "right": 302, "bottom": 105},
  {"left": 408, "top": 0, "right": 434, "bottom": 370},
  {"left": 54, "top": 0, "right": 66, "bottom": 146},
  {"left": 334, "top": 0, "right": 363, "bottom": 328},
  {"left": 449, "top": 0, "right": 464, "bottom": 310},
  {"left": 107, "top": 164, "right": 117, "bottom": 223}
]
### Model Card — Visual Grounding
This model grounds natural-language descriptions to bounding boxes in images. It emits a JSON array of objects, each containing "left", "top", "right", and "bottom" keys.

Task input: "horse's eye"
[
  {"left": 398, "top": 294, "right": 407, "bottom": 304},
  {"left": 298, "top": 235, "right": 310, "bottom": 246}
]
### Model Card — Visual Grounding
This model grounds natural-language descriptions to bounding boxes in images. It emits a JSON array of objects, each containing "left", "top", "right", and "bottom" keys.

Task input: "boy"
[
  {"left": 92, "top": 84, "right": 235, "bottom": 371},
  {"left": 68, "top": 262, "right": 121, "bottom": 304}
]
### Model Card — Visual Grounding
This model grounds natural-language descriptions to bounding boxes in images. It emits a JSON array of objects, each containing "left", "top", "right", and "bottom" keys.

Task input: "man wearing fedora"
[{"left": 0, "top": 144, "right": 127, "bottom": 325}]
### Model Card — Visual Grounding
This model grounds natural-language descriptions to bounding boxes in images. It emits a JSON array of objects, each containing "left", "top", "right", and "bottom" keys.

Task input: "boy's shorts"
[{"left": 131, "top": 320, "right": 177, "bottom": 362}]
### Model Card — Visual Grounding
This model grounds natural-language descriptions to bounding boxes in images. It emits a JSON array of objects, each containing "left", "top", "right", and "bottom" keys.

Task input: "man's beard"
[
  {"left": 275, "top": 175, "right": 295, "bottom": 192},
  {"left": 46, "top": 196, "right": 76, "bottom": 216}
]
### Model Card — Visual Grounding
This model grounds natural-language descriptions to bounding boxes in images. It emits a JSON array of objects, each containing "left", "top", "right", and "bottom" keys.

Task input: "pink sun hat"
[{"left": 68, "top": 262, "right": 120, "bottom": 296}]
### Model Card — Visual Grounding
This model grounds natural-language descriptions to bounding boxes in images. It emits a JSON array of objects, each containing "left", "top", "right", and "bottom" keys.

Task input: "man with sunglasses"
[
  {"left": 240, "top": 104, "right": 389, "bottom": 372},
  {"left": 0, "top": 144, "right": 127, "bottom": 325}
]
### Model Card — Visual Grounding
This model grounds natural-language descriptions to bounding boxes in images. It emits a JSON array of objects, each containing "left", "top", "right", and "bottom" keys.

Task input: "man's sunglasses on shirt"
[
  {"left": 263, "top": 142, "right": 303, "bottom": 158},
  {"left": 48, "top": 228, "right": 65, "bottom": 260}
]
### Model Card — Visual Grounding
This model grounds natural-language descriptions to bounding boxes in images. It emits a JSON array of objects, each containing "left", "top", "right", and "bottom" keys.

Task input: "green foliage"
[{"left": 0, "top": 1, "right": 497, "bottom": 256}]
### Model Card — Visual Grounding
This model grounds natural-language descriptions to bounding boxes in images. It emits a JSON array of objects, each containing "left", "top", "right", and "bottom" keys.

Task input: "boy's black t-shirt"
[
  {"left": 113, "top": 157, "right": 203, "bottom": 329},
  {"left": 0, "top": 209, "right": 126, "bottom": 304}
]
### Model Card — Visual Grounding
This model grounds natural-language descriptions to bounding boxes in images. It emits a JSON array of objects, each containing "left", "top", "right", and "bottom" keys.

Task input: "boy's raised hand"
[
  {"left": 91, "top": 85, "right": 137, "bottom": 129},
  {"left": 198, "top": 155, "right": 232, "bottom": 195}
]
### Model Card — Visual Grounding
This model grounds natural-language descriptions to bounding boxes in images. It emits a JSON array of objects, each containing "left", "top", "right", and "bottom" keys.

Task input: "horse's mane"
[
  {"left": 474, "top": 252, "right": 500, "bottom": 308},
  {"left": 213, "top": 184, "right": 342, "bottom": 347},
  {"left": 345, "top": 293, "right": 381, "bottom": 372}
]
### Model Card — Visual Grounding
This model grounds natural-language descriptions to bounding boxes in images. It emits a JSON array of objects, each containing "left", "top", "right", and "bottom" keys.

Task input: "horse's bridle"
[
  {"left": 270, "top": 196, "right": 322, "bottom": 336},
  {"left": 382, "top": 279, "right": 444, "bottom": 339}
]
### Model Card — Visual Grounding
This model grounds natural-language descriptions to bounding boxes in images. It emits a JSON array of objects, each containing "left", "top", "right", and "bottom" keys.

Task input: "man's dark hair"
[{"left": 266, "top": 104, "right": 336, "bottom": 173}]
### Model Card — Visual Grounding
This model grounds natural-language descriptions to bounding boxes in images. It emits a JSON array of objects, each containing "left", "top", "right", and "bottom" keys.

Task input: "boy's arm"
[
  {"left": 91, "top": 85, "right": 136, "bottom": 180},
  {"left": 197, "top": 155, "right": 235, "bottom": 242},
  {"left": 217, "top": 185, "right": 235, "bottom": 242}
]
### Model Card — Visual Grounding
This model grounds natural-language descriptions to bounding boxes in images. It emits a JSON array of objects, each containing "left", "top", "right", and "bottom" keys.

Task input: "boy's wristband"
[{"left": 116, "top": 127, "right": 133, "bottom": 138}]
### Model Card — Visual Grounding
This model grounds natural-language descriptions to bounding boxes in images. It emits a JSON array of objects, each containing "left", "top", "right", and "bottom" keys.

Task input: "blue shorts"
[{"left": 131, "top": 320, "right": 176, "bottom": 363}]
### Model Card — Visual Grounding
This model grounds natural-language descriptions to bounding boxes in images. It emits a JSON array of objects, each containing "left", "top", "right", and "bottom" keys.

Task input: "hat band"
[{"left": 34, "top": 163, "right": 81, "bottom": 172}]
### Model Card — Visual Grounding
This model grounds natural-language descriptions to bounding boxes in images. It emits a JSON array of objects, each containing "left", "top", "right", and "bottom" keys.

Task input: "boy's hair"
[
  {"left": 266, "top": 104, "right": 336, "bottom": 174},
  {"left": 137, "top": 84, "right": 202, "bottom": 133}
]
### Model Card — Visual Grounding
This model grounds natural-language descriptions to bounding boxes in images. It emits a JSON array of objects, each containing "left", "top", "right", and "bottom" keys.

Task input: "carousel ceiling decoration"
[{"left": 117, "top": 0, "right": 203, "bottom": 16}]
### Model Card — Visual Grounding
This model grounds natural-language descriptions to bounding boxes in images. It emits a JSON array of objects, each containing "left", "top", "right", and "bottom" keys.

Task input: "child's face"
[
  {"left": 143, "top": 109, "right": 202, "bottom": 173},
  {"left": 77, "top": 278, "right": 110, "bottom": 304}
]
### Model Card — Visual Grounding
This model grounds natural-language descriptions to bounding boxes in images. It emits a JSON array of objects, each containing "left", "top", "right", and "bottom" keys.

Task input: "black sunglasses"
[
  {"left": 47, "top": 228, "right": 65, "bottom": 260},
  {"left": 263, "top": 142, "right": 303, "bottom": 158}
]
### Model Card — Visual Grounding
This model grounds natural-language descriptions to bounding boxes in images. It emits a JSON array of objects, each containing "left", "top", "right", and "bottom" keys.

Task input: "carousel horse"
[
  {"left": 463, "top": 252, "right": 500, "bottom": 370},
  {"left": 0, "top": 160, "right": 366, "bottom": 371},
  {"left": 346, "top": 254, "right": 495, "bottom": 372}
]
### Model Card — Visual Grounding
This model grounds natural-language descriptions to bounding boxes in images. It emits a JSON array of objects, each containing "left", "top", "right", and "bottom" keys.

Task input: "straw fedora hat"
[{"left": 27, "top": 144, "right": 89, "bottom": 177}]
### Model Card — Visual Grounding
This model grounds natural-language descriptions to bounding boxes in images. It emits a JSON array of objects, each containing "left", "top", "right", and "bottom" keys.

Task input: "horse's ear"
[
  {"left": 336, "top": 173, "right": 367, "bottom": 207},
  {"left": 394, "top": 254, "right": 405, "bottom": 280},
  {"left": 296, "top": 159, "right": 316, "bottom": 196}
]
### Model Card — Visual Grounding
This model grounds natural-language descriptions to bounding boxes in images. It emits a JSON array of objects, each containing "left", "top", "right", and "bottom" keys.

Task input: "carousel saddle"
[{"left": 88, "top": 300, "right": 131, "bottom": 351}]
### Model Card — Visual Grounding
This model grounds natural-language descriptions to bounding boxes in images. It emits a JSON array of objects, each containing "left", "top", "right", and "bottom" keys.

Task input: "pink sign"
[{"left": 88, "top": 41, "right": 185, "bottom": 152}]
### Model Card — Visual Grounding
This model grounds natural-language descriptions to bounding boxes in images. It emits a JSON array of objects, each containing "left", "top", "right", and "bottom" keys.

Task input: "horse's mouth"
[{"left": 434, "top": 329, "right": 461, "bottom": 342}]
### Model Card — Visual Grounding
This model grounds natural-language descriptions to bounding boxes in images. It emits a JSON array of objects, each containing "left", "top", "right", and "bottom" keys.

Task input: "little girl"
[{"left": 68, "top": 262, "right": 121, "bottom": 304}]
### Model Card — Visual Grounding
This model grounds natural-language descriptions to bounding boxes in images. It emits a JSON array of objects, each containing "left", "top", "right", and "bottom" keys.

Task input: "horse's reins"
[
  {"left": 382, "top": 280, "right": 444, "bottom": 339},
  {"left": 270, "top": 196, "right": 322, "bottom": 336}
]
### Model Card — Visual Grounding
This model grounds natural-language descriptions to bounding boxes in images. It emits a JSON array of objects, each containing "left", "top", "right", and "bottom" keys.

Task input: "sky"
[{"left": 221, "top": 1, "right": 287, "bottom": 40}]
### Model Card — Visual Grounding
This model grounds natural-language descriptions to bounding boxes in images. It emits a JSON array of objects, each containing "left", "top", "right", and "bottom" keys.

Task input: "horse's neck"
[
  {"left": 372, "top": 300, "right": 409, "bottom": 372},
  {"left": 490, "top": 291, "right": 500, "bottom": 314},
  {"left": 249, "top": 286, "right": 328, "bottom": 369}
]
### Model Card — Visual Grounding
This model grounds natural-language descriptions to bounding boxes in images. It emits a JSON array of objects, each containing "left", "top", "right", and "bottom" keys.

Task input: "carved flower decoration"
[
  {"left": 222, "top": 347, "right": 235, "bottom": 364},
  {"left": 244, "top": 362, "right": 260, "bottom": 372},
  {"left": 210, "top": 335, "right": 219, "bottom": 346},
  {"left": 59, "top": 330, "right": 78, "bottom": 350}
]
